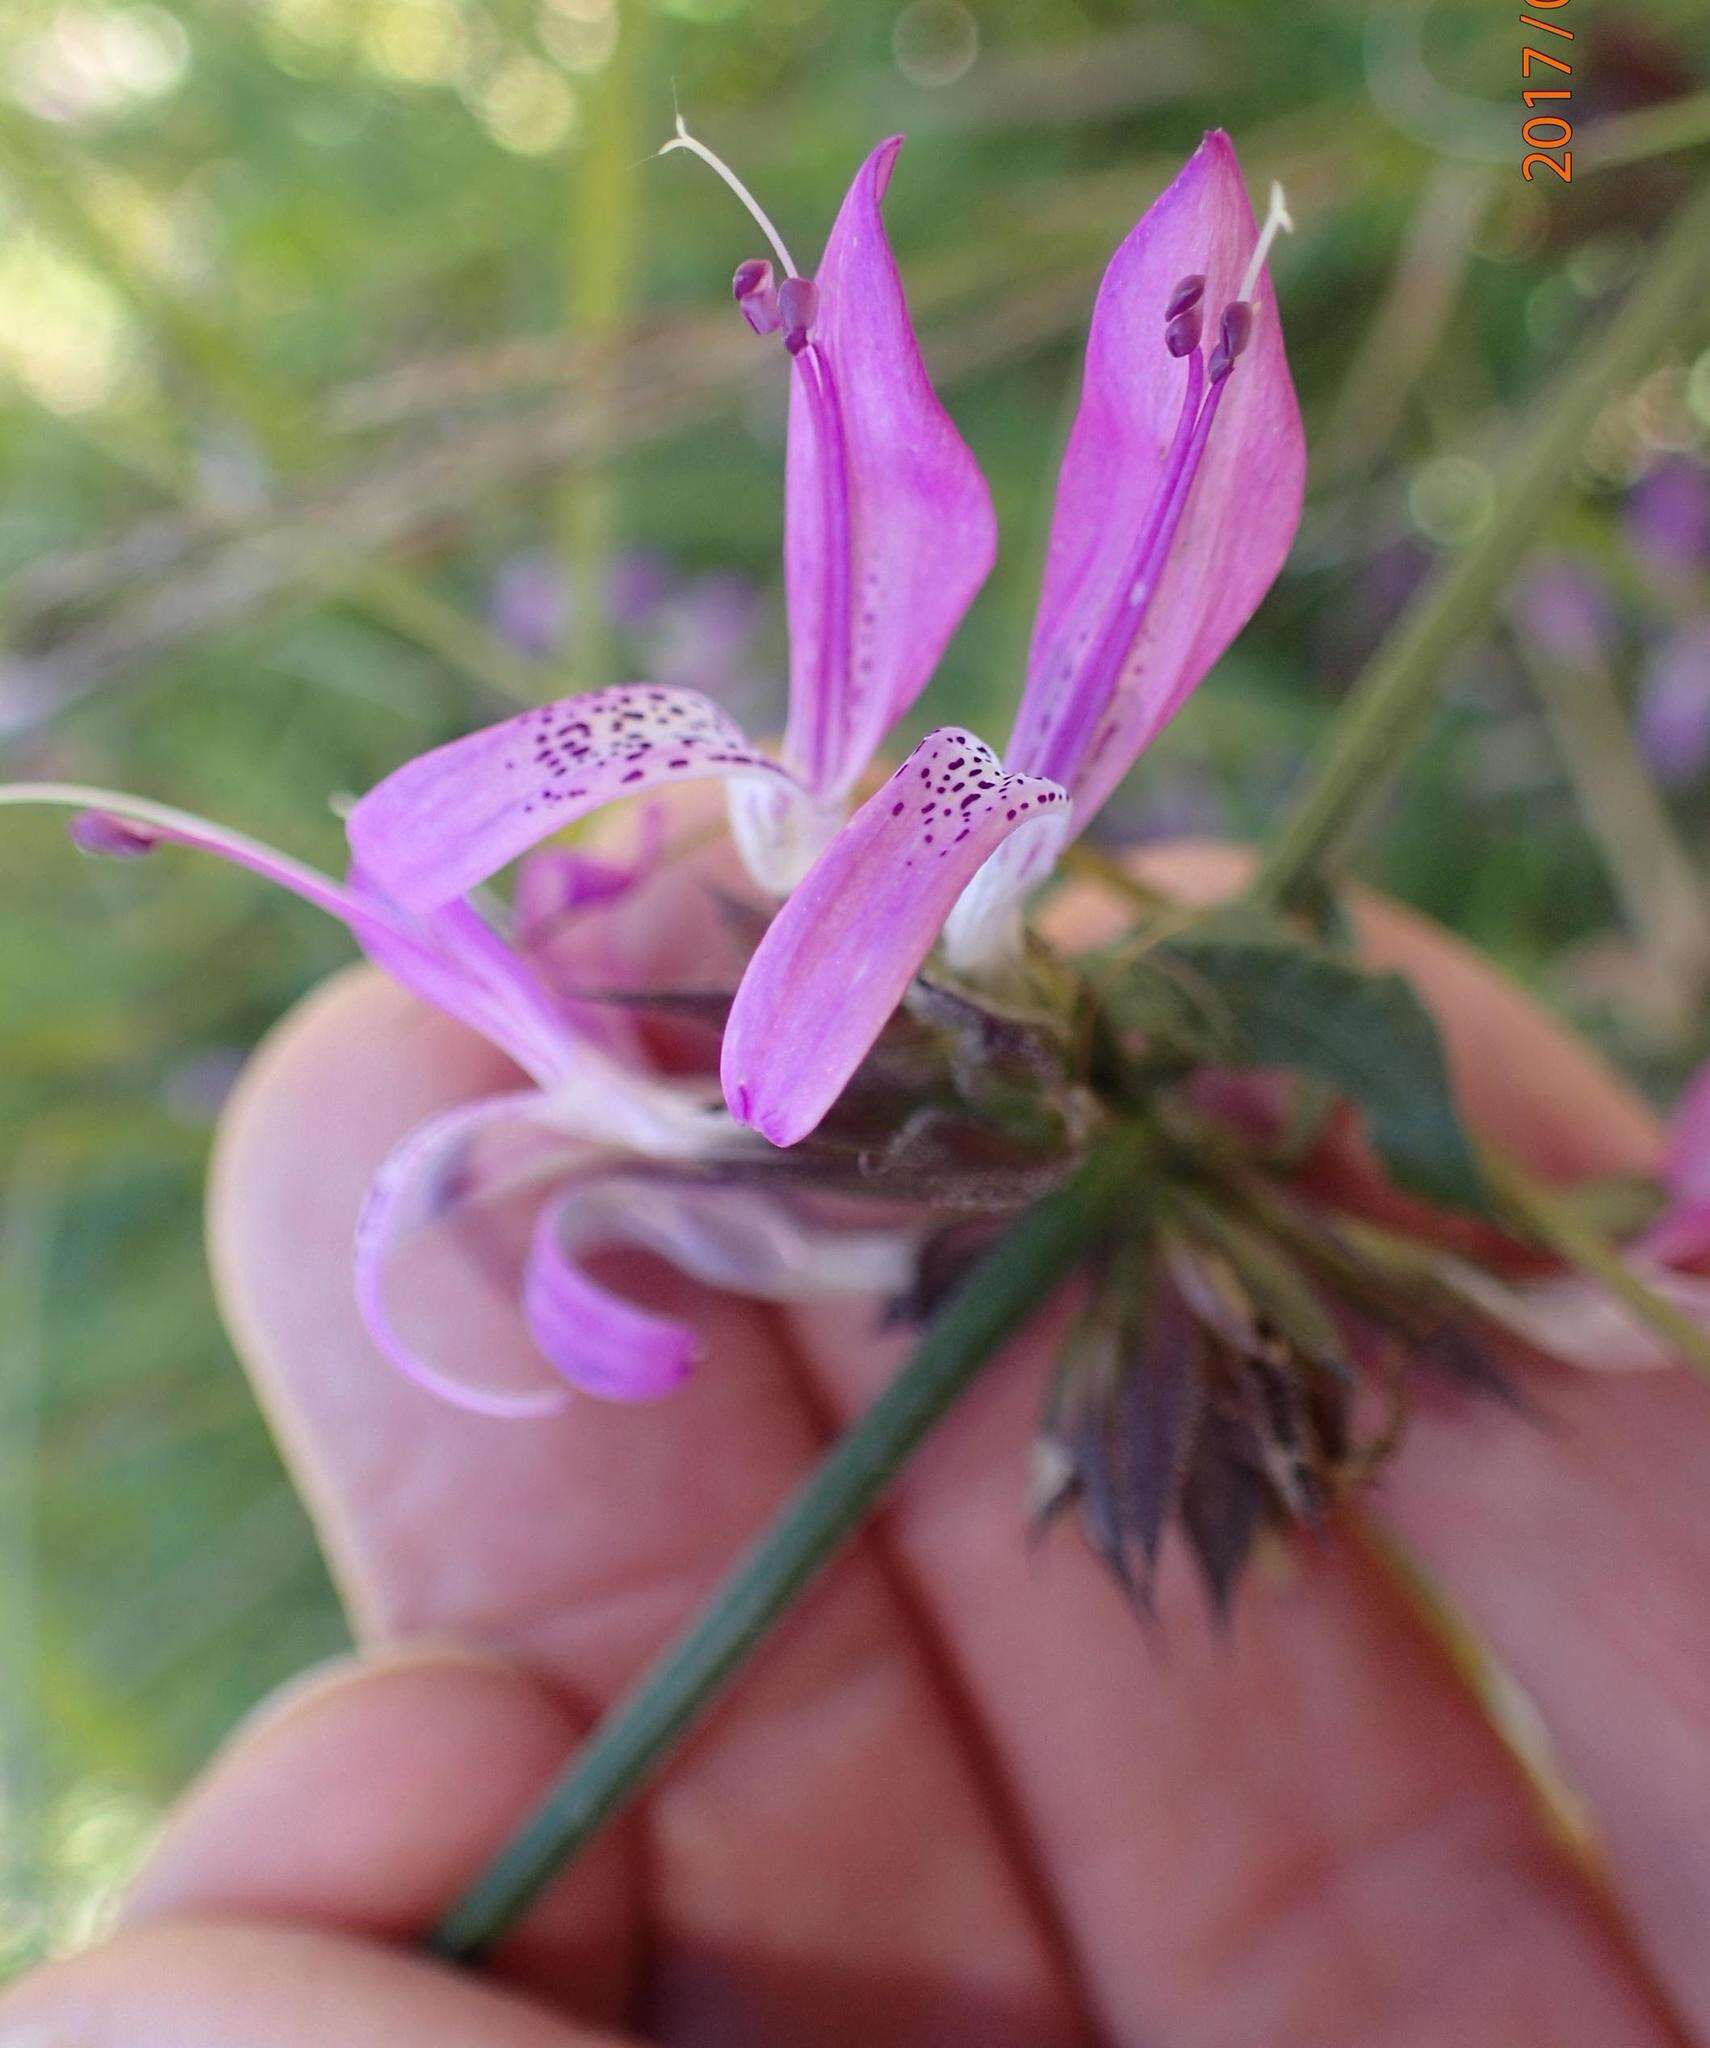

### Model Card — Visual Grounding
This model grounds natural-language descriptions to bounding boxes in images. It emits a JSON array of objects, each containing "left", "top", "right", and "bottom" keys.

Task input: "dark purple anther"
[
  {"left": 1206, "top": 299, "right": 1253, "bottom": 383},
  {"left": 777, "top": 274, "right": 819, "bottom": 356},
  {"left": 1164, "top": 305, "right": 1203, "bottom": 357},
  {"left": 732, "top": 257, "right": 781, "bottom": 336},
  {"left": 70, "top": 810, "right": 160, "bottom": 858},
  {"left": 1165, "top": 273, "right": 1206, "bottom": 321}
]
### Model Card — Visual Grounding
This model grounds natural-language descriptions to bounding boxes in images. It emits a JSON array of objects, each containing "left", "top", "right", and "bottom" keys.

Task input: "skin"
[{"left": 5, "top": 840, "right": 1710, "bottom": 2048}]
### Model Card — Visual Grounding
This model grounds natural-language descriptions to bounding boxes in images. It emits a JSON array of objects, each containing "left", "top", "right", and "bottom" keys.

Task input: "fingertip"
[
  {"left": 121, "top": 1648, "right": 639, "bottom": 2019},
  {"left": 0, "top": 1920, "right": 633, "bottom": 2048}
]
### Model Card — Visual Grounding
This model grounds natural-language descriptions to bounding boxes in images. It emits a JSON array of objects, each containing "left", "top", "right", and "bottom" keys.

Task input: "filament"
[
  {"left": 659, "top": 116, "right": 800, "bottom": 280},
  {"left": 1238, "top": 180, "right": 1294, "bottom": 305}
]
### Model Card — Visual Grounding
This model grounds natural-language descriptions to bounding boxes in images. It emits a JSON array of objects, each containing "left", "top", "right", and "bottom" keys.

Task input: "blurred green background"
[{"left": 2, "top": 0, "right": 1709, "bottom": 1972}]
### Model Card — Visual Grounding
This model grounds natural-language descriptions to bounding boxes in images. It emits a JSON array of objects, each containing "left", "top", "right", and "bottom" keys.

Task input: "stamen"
[
  {"left": 733, "top": 257, "right": 781, "bottom": 336},
  {"left": 70, "top": 809, "right": 159, "bottom": 858},
  {"left": 777, "top": 275, "right": 819, "bottom": 355},
  {"left": 1165, "top": 305, "right": 1203, "bottom": 358},
  {"left": 1165, "top": 273, "right": 1206, "bottom": 320},
  {"left": 1206, "top": 300, "right": 1253, "bottom": 384},
  {"left": 659, "top": 115, "right": 800, "bottom": 280},
  {"left": 1237, "top": 179, "right": 1293, "bottom": 306}
]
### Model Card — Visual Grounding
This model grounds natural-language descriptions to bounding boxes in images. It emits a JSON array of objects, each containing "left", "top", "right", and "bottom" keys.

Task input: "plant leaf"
[{"left": 1147, "top": 935, "right": 1491, "bottom": 1216}]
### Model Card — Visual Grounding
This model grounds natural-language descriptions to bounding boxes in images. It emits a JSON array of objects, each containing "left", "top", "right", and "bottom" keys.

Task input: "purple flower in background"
[
  {"left": 1626, "top": 458, "right": 1710, "bottom": 587},
  {"left": 1637, "top": 620, "right": 1710, "bottom": 787},
  {"left": 722, "top": 133, "right": 1305, "bottom": 1145},
  {"left": 489, "top": 552, "right": 571, "bottom": 659},
  {"left": 1508, "top": 552, "right": 1613, "bottom": 670}
]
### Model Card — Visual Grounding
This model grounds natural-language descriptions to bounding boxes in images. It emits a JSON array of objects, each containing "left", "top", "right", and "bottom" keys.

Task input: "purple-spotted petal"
[
  {"left": 346, "top": 685, "right": 790, "bottom": 913},
  {"left": 1007, "top": 131, "right": 1305, "bottom": 825},
  {"left": 722, "top": 729, "right": 1068, "bottom": 1146},
  {"left": 780, "top": 138, "right": 997, "bottom": 800}
]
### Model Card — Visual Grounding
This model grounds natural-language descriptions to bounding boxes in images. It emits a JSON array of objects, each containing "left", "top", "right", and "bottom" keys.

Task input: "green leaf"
[{"left": 1146, "top": 935, "right": 1491, "bottom": 1216}]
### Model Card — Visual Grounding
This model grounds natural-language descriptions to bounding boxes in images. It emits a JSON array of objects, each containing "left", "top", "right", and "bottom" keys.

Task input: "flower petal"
[
  {"left": 780, "top": 138, "right": 997, "bottom": 800},
  {"left": 1665, "top": 1056, "right": 1710, "bottom": 1207},
  {"left": 525, "top": 1180, "right": 916, "bottom": 1402},
  {"left": 355, "top": 1091, "right": 584, "bottom": 1417},
  {"left": 722, "top": 728, "right": 1068, "bottom": 1146},
  {"left": 1006, "top": 130, "right": 1305, "bottom": 826},
  {"left": 345, "top": 685, "right": 791, "bottom": 913},
  {"left": 523, "top": 1192, "right": 698, "bottom": 1402},
  {"left": 356, "top": 1066, "right": 740, "bottom": 1414},
  {"left": 0, "top": 781, "right": 595, "bottom": 1082}
]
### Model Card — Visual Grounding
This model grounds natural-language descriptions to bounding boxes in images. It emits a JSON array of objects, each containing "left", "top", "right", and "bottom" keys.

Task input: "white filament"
[
  {"left": 659, "top": 115, "right": 801, "bottom": 280},
  {"left": 1238, "top": 179, "right": 1294, "bottom": 305}
]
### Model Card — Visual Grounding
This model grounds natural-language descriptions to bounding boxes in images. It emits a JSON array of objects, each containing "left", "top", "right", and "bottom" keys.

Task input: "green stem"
[
  {"left": 428, "top": 1122, "right": 1151, "bottom": 1963},
  {"left": 1252, "top": 171, "right": 1710, "bottom": 911}
]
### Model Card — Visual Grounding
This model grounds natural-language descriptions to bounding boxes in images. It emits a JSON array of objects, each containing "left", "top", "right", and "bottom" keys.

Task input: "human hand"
[{"left": 4, "top": 845, "right": 1706, "bottom": 2048}]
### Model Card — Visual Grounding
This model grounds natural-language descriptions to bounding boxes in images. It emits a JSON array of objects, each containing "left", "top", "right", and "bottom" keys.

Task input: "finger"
[
  {"left": 1135, "top": 857, "right": 1710, "bottom": 2030},
  {"left": 0, "top": 1920, "right": 633, "bottom": 2048},
  {"left": 120, "top": 1649, "right": 638, "bottom": 2021},
  {"left": 209, "top": 944, "right": 1082, "bottom": 2042},
  {"left": 777, "top": 842, "right": 1684, "bottom": 2044}
]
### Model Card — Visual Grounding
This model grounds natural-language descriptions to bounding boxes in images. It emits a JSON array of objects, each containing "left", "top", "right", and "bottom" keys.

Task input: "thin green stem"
[
  {"left": 1252, "top": 171, "right": 1710, "bottom": 911},
  {"left": 428, "top": 1122, "right": 1151, "bottom": 1963}
]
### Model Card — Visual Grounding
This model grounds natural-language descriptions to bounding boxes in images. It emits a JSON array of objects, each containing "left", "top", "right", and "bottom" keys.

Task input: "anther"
[
  {"left": 70, "top": 810, "right": 159, "bottom": 858},
  {"left": 1206, "top": 300, "right": 1253, "bottom": 383},
  {"left": 777, "top": 274, "right": 819, "bottom": 355},
  {"left": 733, "top": 257, "right": 781, "bottom": 336},
  {"left": 1164, "top": 304, "right": 1203, "bottom": 358},
  {"left": 1165, "top": 273, "right": 1206, "bottom": 321}
]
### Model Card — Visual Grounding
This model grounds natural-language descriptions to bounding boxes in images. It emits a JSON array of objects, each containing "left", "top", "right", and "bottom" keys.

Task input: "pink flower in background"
[
  {"left": 1637, "top": 620, "right": 1710, "bottom": 788},
  {"left": 1626, "top": 456, "right": 1710, "bottom": 589}
]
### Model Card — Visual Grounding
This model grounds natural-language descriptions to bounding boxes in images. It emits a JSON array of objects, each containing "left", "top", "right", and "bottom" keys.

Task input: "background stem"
[
  {"left": 1252, "top": 171, "right": 1710, "bottom": 911},
  {"left": 428, "top": 1123, "right": 1151, "bottom": 1964}
]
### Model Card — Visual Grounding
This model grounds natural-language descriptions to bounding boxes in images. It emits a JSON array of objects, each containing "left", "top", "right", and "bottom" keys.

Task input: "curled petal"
[
  {"left": 1007, "top": 130, "right": 1305, "bottom": 825},
  {"left": 722, "top": 729, "right": 1068, "bottom": 1146},
  {"left": 355, "top": 1092, "right": 584, "bottom": 1417},
  {"left": 346, "top": 685, "right": 792, "bottom": 912},
  {"left": 524, "top": 1194, "right": 698, "bottom": 1402},
  {"left": 526, "top": 1180, "right": 916, "bottom": 1402},
  {"left": 781, "top": 138, "right": 997, "bottom": 800},
  {"left": 356, "top": 1068, "right": 739, "bottom": 1415}
]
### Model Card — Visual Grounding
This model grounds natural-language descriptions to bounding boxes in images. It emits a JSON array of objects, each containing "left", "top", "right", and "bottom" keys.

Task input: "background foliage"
[{"left": 2, "top": 0, "right": 1708, "bottom": 1970}]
